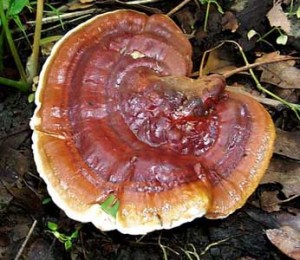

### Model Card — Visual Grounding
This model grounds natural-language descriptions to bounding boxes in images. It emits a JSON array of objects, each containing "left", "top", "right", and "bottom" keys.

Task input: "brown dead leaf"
[
  {"left": 255, "top": 51, "right": 295, "bottom": 65},
  {"left": 267, "top": 1, "right": 291, "bottom": 34},
  {"left": 261, "top": 158, "right": 300, "bottom": 198},
  {"left": 222, "top": 11, "right": 239, "bottom": 32},
  {"left": 68, "top": 0, "right": 94, "bottom": 10},
  {"left": 27, "top": 238, "right": 55, "bottom": 260},
  {"left": 201, "top": 49, "right": 236, "bottom": 76},
  {"left": 175, "top": 9, "right": 199, "bottom": 35},
  {"left": 226, "top": 85, "right": 284, "bottom": 109},
  {"left": 255, "top": 52, "right": 300, "bottom": 89},
  {"left": 274, "top": 129, "right": 300, "bottom": 160},
  {"left": 260, "top": 190, "right": 281, "bottom": 213},
  {"left": 266, "top": 226, "right": 300, "bottom": 260},
  {"left": 276, "top": 209, "right": 300, "bottom": 233},
  {"left": 274, "top": 88, "right": 299, "bottom": 104}
]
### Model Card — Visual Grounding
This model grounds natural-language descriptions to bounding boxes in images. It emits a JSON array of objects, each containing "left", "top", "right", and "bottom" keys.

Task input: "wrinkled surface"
[{"left": 31, "top": 10, "right": 275, "bottom": 234}]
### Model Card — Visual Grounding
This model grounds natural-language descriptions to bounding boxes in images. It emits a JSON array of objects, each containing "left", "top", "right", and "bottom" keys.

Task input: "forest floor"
[{"left": 0, "top": 0, "right": 299, "bottom": 259}]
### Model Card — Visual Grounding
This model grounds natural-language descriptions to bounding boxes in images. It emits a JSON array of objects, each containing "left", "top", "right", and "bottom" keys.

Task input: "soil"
[{"left": 0, "top": 0, "right": 299, "bottom": 259}]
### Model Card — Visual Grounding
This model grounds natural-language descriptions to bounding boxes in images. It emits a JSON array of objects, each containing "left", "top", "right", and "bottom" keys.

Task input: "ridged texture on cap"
[{"left": 31, "top": 10, "right": 275, "bottom": 234}]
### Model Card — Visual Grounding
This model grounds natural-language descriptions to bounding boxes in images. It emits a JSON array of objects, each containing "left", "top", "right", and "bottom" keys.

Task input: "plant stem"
[
  {"left": 29, "top": 0, "right": 44, "bottom": 84},
  {"left": 225, "top": 40, "right": 300, "bottom": 120},
  {"left": 0, "top": 1, "right": 27, "bottom": 83},
  {"left": 257, "top": 27, "right": 277, "bottom": 42},
  {"left": 200, "top": 40, "right": 300, "bottom": 120},
  {"left": 203, "top": 1, "right": 211, "bottom": 32},
  {"left": 0, "top": 28, "right": 4, "bottom": 71},
  {"left": 0, "top": 76, "right": 30, "bottom": 92}
]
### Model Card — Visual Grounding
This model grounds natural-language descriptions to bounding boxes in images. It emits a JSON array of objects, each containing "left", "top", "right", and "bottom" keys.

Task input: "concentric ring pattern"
[{"left": 31, "top": 10, "right": 275, "bottom": 234}]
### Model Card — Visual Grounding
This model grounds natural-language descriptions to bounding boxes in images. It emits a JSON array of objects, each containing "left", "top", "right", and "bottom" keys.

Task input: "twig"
[
  {"left": 225, "top": 40, "right": 300, "bottom": 120},
  {"left": 80, "top": 230, "right": 88, "bottom": 260},
  {"left": 16, "top": 15, "right": 92, "bottom": 43},
  {"left": 28, "top": 0, "right": 44, "bottom": 84},
  {"left": 14, "top": 220, "right": 38, "bottom": 260},
  {"left": 222, "top": 57, "right": 300, "bottom": 78},
  {"left": 200, "top": 237, "right": 231, "bottom": 256},
  {"left": 27, "top": 8, "right": 98, "bottom": 25},
  {"left": 199, "top": 42, "right": 300, "bottom": 78},
  {"left": 158, "top": 234, "right": 180, "bottom": 260},
  {"left": 226, "top": 86, "right": 284, "bottom": 109},
  {"left": 279, "top": 194, "right": 300, "bottom": 204},
  {"left": 199, "top": 40, "right": 300, "bottom": 119},
  {"left": 166, "top": 0, "right": 192, "bottom": 16},
  {"left": 116, "top": 0, "right": 162, "bottom": 4}
]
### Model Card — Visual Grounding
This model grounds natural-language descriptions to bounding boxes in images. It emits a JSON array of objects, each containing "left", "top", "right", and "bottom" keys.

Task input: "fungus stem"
[{"left": 0, "top": 1, "right": 27, "bottom": 83}]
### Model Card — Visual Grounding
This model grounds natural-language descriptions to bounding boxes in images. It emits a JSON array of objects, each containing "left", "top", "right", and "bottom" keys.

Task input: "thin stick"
[
  {"left": 226, "top": 86, "right": 283, "bottom": 109},
  {"left": 279, "top": 194, "right": 300, "bottom": 203},
  {"left": 14, "top": 220, "right": 38, "bottom": 260},
  {"left": 166, "top": 0, "right": 192, "bottom": 16},
  {"left": 29, "top": 0, "right": 44, "bottom": 84},
  {"left": 27, "top": 8, "right": 97, "bottom": 25},
  {"left": 223, "top": 57, "right": 300, "bottom": 78},
  {"left": 116, "top": 0, "right": 162, "bottom": 4}
]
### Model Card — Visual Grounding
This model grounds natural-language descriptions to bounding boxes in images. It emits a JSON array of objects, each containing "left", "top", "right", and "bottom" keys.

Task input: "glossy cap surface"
[{"left": 31, "top": 10, "right": 275, "bottom": 234}]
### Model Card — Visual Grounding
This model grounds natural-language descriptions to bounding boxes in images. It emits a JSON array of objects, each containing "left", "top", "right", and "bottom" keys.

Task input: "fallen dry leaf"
[
  {"left": 276, "top": 209, "right": 300, "bottom": 233},
  {"left": 222, "top": 11, "right": 239, "bottom": 32},
  {"left": 255, "top": 51, "right": 295, "bottom": 65},
  {"left": 267, "top": 1, "right": 291, "bottom": 34},
  {"left": 260, "top": 190, "right": 281, "bottom": 213},
  {"left": 200, "top": 49, "right": 236, "bottom": 76},
  {"left": 266, "top": 226, "right": 300, "bottom": 260},
  {"left": 255, "top": 52, "right": 300, "bottom": 89},
  {"left": 68, "top": 0, "right": 94, "bottom": 10},
  {"left": 274, "top": 129, "right": 300, "bottom": 161},
  {"left": 226, "top": 85, "right": 283, "bottom": 109},
  {"left": 261, "top": 158, "right": 300, "bottom": 198}
]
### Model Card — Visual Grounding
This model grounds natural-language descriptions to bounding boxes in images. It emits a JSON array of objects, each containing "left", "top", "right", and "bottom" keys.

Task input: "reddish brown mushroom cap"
[{"left": 31, "top": 10, "right": 275, "bottom": 234}]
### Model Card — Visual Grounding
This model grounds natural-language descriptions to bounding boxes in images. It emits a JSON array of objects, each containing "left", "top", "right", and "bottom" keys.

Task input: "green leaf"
[
  {"left": 42, "top": 197, "right": 51, "bottom": 204},
  {"left": 47, "top": 221, "right": 58, "bottom": 231},
  {"left": 27, "top": 93, "right": 35, "bottom": 103},
  {"left": 8, "top": 0, "right": 29, "bottom": 16},
  {"left": 211, "top": 0, "right": 224, "bottom": 14},
  {"left": 2, "top": 0, "right": 10, "bottom": 10},
  {"left": 297, "top": 6, "right": 300, "bottom": 19},
  {"left": 70, "top": 229, "right": 79, "bottom": 239},
  {"left": 12, "top": 15, "right": 30, "bottom": 46},
  {"left": 247, "top": 29, "right": 258, "bottom": 40},
  {"left": 100, "top": 194, "right": 120, "bottom": 218},
  {"left": 64, "top": 240, "right": 72, "bottom": 250},
  {"left": 53, "top": 231, "right": 61, "bottom": 240},
  {"left": 276, "top": 34, "right": 288, "bottom": 45}
]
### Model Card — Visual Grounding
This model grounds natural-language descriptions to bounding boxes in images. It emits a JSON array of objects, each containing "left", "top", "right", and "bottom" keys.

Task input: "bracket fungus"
[{"left": 31, "top": 10, "right": 276, "bottom": 235}]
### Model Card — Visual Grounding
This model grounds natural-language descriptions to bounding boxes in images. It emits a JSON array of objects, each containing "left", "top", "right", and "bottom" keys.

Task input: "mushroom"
[{"left": 31, "top": 10, "right": 275, "bottom": 235}]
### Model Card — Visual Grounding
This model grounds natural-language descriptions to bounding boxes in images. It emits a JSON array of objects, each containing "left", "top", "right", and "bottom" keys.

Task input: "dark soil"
[{"left": 0, "top": 0, "right": 299, "bottom": 259}]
